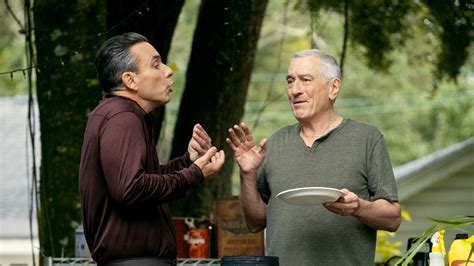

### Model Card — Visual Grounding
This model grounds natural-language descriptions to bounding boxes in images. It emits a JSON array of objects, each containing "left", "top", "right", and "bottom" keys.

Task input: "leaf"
[
  {"left": 428, "top": 216, "right": 474, "bottom": 225},
  {"left": 401, "top": 209, "right": 412, "bottom": 222}
]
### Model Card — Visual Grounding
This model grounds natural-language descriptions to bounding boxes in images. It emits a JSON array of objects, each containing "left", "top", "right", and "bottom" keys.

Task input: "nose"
[
  {"left": 289, "top": 80, "right": 303, "bottom": 96},
  {"left": 164, "top": 63, "right": 173, "bottom": 78}
]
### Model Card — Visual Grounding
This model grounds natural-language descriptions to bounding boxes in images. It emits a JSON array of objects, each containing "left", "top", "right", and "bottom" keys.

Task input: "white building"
[{"left": 0, "top": 96, "right": 40, "bottom": 265}]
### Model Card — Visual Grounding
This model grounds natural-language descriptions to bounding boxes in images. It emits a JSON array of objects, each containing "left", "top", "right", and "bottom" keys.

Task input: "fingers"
[
  {"left": 201, "top": 146, "right": 218, "bottom": 161},
  {"left": 213, "top": 150, "right": 225, "bottom": 167},
  {"left": 202, "top": 150, "right": 226, "bottom": 179},
  {"left": 337, "top": 189, "right": 356, "bottom": 204},
  {"left": 192, "top": 132, "right": 210, "bottom": 151},
  {"left": 323, "top": 188, "right": 358, "bottom": 216},
  {"left": 323, "top": 202, "right": 349, "bottom": 216},
  {"left": 259, "top": 138, "right": 267, "bottom": 152},
  {"left": 194, "top": 147, "right": 217, "bottom": 168},
  {"left": 189, "top": 139, "right": 206, "bottom": 155},
  {"left": 227, "top": 122, "right": 254, "bottom": 146},
  {"left": 227, "top": 127, "right": 241, "bottom": 147},
  {"left": 193, "top": 124, "right": 211, "bottom": 148},
  {"left": 240, "top": 122, "right": 254, "bottom": 143},
  {"left": 233, "top": 124, "right": 247, "bottom": 143},
  {"left": 195, "top": 147, "right": 223, "bottom": 166},
  {"left": 210, "top": 149, "right": 221, "bottom": 163},
  {"left": 226, "top": 137, "right": 237, "bottom": 151}
]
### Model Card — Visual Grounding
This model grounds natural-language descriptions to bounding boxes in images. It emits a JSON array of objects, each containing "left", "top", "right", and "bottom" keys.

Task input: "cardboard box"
[{"left": 214, "top": 197, "right": 265, "bottom": 257}]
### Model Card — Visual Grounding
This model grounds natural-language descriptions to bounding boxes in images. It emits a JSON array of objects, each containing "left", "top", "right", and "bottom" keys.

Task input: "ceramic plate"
[{"left": 276, "top": 187, "right": 343, "bottom": 206}]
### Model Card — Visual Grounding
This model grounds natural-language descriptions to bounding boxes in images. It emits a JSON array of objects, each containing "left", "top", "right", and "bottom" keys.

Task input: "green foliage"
[
  {"left": 231, "top": 1, "right": 474, "bottom": 194},
  {"left": 294, "top": 0, "right": 472, "bottom": 80},
  {"left": 376, "top": 231, "right": 402, "bottom": 263},
  {"left": 349, "top": 0, "right": 412, "bottom": 70},
  {"left": 375, "top": 209, "right": 412, "bottom": 264},
  {"left": 34, "top": 0, "right": 106, "bottom": 257},
  {"left": 396, "top": 216, "right": 474, "bottom": 266},
  {"left": 422, "top": 0, "right": 473, "bottom": 80},
  {"left": 0, "top": 1, "right": 29, "bottom": 96}
]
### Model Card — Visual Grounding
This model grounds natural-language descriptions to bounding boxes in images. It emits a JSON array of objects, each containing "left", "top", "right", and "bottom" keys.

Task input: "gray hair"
[
  {"left": 291, "top": 49, "right": 341, "bottom": 80},
  {"left": 95, "top": 32, "right": 149, "bottom": 93}
]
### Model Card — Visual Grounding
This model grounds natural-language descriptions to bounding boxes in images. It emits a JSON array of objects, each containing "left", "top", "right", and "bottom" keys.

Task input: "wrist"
[
  {"left": 352, "top": 198, "right": 365, "bottom": 218},
  {"left": 239, "top": 170, "right": 257, "bottom": 180}
]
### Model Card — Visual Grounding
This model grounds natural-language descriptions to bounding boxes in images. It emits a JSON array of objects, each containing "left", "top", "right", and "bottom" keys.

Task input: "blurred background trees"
[{"left": 1, "top": 0, "right": 472, "bottom": 259}]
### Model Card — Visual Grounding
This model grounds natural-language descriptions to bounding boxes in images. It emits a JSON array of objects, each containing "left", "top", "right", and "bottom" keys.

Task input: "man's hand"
[
  {"left": 323, "top": 189, "right": 359, "bottom": 216},
  {"left": 188, "top": 124, "right": 212, "bottom": 162},
  {"left": 194, "top": 147, "right": 225, "bottom": 180},
  {"left": 324, "top": 188, "right": 401, "bottom": 231},
  {"left": 226, "top": 122, "right": 267, "bottom": 175}
]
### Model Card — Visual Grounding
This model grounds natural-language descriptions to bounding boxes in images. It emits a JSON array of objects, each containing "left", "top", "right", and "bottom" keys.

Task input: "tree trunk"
[
  {"left": 107, "top": 0, "right": 185, "bottom": 143},
  {"left": 170, "top": 0, "right": 268, "bottom": 217},
  {"left": 33, "top": 0, "right": 106, "bottom": 258}
]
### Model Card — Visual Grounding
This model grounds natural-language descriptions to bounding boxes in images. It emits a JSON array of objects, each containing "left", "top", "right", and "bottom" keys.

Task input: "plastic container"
[
  {"left": 221, "top": 256, "right": 279, "bottom": 265},
  {"left": 75, "top": 225, "right": 91, "bottom": 258},
  {"left": 448, "top": 234, "right": 474, "bottom": 266},
  {"left": 429, "top": 252, "right": 445, "bottom": 266},
  {"left": 429, "top": 230, "right": 446, "bottom": 266}
]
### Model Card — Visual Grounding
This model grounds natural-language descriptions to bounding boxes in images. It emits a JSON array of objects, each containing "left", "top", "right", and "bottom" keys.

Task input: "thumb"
[
  {"left": 195, "top": 146, "right": 217, "bottom": 167},
  {"left": 203, "top": 146, "right": 218, "bottom": 159},
  {"left": 259, "top": 138, "right": 267, "bottom": 151}
]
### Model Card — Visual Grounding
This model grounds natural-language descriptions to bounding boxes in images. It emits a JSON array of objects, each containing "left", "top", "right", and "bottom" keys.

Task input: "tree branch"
[
  {"left": 5, "top": 0, "right": 24, "bottom": 32},
  {"left": 340, "top": 0, "right": 349, "bottom": 78}
]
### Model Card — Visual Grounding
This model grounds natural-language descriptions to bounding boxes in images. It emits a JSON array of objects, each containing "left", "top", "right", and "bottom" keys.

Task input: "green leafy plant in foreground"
[
  {"left": 376, "top": 209, "right": 412, "bottom": 263},
  {"left": 396, "top": 216, "right": 474, "bottom": 266}
]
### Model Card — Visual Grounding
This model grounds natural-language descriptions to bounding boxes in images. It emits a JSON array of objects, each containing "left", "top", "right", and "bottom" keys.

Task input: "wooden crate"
[{"left": 213, "top": 197, "right": 265, "bottom": 257}]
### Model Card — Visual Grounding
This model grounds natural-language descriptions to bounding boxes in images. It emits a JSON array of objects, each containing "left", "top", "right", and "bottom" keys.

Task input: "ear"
[
  {"left": 328, "top": 78, "right": 341, "bottom": 101},
  {"left": 121, "top": 72, "right": 138, "bottom": 92}
]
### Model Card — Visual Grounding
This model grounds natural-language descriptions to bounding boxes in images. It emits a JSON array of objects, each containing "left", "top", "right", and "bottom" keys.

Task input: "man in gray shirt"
[{"left": 226, "top": 49, "right": 401, "bottom": 265}]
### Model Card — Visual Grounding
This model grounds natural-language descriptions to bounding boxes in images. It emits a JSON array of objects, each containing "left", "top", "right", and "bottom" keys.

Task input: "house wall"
[
  {"left": 0, "top": 238, "right": 39, "bottom": 266},
  {"left": 393, "top": 167, "right": 474, "bottom": 253}
]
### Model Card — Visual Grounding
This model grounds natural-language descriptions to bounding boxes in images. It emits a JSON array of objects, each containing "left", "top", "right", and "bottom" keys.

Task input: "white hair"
[{"left": 291, "top": 49, "right": 341, "bottom": 80}]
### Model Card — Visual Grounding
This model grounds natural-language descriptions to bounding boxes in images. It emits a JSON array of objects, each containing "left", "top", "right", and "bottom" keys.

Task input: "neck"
[
  {"left": 299, "top": 111, "right": 342, "bottom": 139},
  {"left": 113, "top": 90, "right": 156, "bottom": 113}
]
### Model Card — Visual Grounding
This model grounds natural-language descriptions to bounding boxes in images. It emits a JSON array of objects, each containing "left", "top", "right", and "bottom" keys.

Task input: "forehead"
[
  {"left": 130, "top": 42, "right": 160, "bottom": 65},
  {"left": 288, "top": 55, "right": 321, "bottom": 75}
]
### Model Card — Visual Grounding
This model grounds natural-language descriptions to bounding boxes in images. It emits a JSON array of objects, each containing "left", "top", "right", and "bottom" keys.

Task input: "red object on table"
[
  {"left": 172, "top": 217, "right": 189, "bottom": 258},
  {"left": 188, "top": 228, "right": 210, "bottom": 258}
]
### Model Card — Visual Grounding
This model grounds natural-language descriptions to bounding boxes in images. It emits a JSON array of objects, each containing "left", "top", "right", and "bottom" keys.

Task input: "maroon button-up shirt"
[{"left": 79, "top": 95, "right": 203, "bottom": 263}]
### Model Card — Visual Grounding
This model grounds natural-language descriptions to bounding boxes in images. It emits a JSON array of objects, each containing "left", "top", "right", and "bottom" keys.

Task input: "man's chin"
[
  {"left": 292, "top": 112, "right": 308, "bottom": 122},
  {"left": 292, "top": 109, "right": 304, "bottom": 118},
  {"left": 152, "top": 97, "right": 171, "bottom": 108}
]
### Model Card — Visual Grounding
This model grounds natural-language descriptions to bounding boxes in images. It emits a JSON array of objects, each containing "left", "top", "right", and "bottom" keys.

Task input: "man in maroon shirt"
[{"left": 79, "top": 32, "right": 225, "bottom": 265}]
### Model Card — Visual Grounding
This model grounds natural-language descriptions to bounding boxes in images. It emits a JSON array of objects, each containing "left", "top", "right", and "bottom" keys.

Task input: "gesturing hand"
[
  {"left": 188, "top": 124, "right": 212, "bottom": 162},
  {"left": 194, "top": 147, "right": 225, "bottom": 180},
  {"left": 226, "top": 122, "right": 267, "bottom": 174}
]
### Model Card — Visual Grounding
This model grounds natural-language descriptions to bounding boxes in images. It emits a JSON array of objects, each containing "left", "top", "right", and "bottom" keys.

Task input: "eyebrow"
[
  {"left": 286, "top": 73, "right": 314, "bottom": 80},
  {"left": 150, "top": 55, "right": 161, "bottom": 65}
]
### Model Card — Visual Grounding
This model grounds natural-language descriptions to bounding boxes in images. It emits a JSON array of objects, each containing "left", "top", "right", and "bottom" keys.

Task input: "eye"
[
  {"left": 286, "top": 78, "right": 294, "bottom": 85},
  {"left": 153, "top": 63, "right": 160, "bottom": 69}
]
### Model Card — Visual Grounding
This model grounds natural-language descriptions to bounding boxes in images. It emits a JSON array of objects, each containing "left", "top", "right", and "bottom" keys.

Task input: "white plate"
[{"left": 276, "top": 187, "right": 343, "bottom": 206}]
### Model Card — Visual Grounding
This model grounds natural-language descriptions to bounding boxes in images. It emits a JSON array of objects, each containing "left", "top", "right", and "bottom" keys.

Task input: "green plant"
[
  {"left": 376, "top": 209, "right": 412, "bottom": 262},
  {"left": 396, "top": 216, "right": 474, "bottom": 266}
]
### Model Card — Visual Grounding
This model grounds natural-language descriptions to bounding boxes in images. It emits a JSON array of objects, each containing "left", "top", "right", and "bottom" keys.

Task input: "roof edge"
[{"left": 394, "top": 138, "right": 474, "bottom": 201}]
